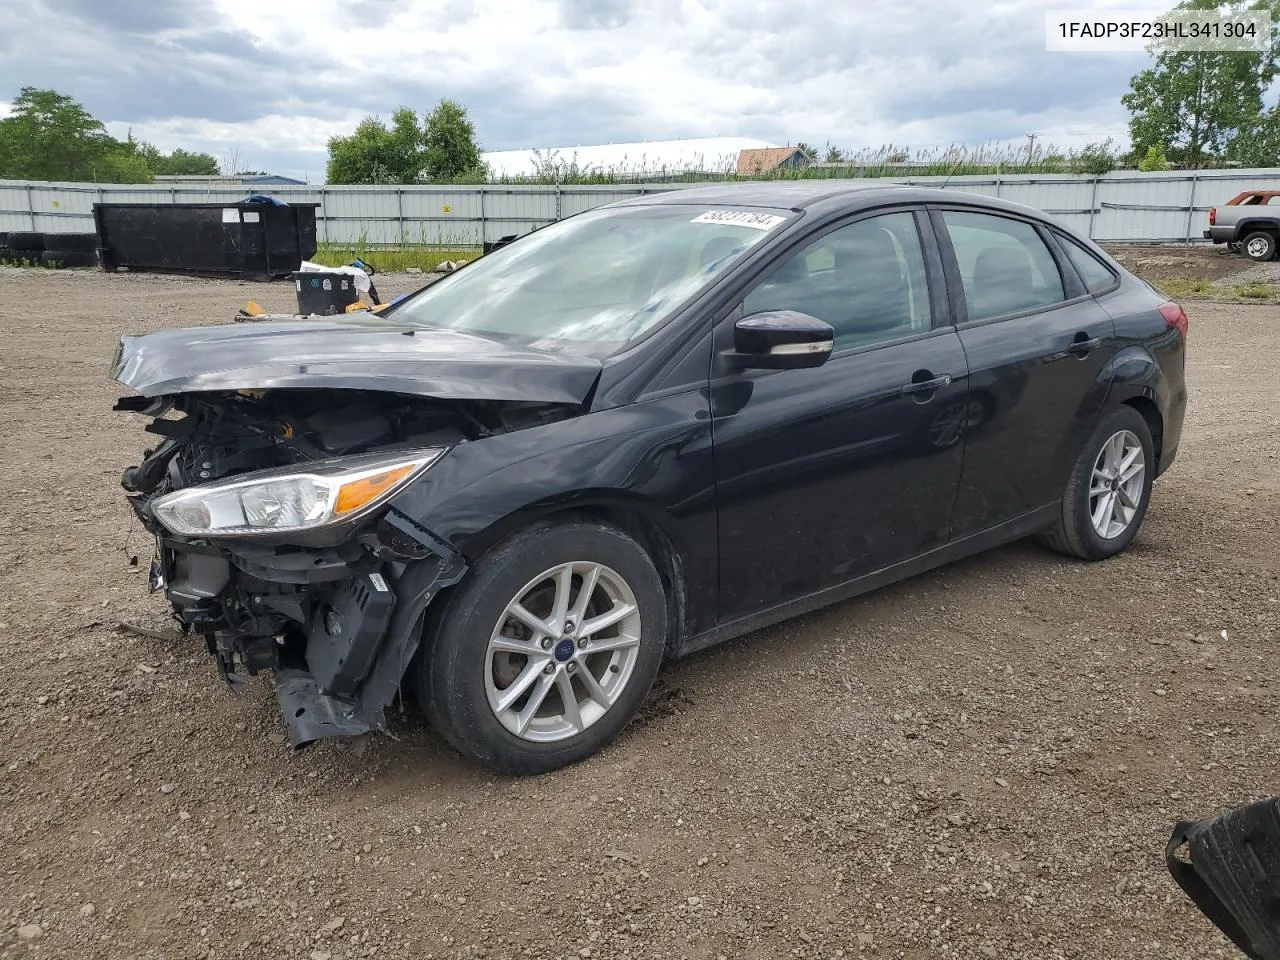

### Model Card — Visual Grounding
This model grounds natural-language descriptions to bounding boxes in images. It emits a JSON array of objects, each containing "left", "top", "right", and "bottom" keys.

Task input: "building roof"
[
  {"left": 735, "top": 147, "right": 808, "bottom": 175},
  {"left": 481, "top": 137, "right": 778, "bottom": 178}
]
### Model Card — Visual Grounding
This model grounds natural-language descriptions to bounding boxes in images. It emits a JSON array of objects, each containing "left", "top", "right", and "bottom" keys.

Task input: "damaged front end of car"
[{"left": 110, "top": 317, "right": 601, "bottom": 746}]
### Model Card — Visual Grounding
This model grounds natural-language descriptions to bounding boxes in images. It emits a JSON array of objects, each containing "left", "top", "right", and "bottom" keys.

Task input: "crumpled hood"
[{"left": 110, "top": 315, "right": 603, "bottom": 405}]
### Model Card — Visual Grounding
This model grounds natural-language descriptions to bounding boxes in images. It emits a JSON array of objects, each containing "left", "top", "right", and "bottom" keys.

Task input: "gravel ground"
[
  {"left": 1, "top": 267, "right": 1278, "bottom": 960},
  {"left": 1210, "top": 261, "right": 1280, "bottom": 286}
]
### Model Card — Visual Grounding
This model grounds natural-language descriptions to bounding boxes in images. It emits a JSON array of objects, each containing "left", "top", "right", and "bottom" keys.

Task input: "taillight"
[
  {"left": 1209, "top": 207, "right": 1216, "bottom": 225},
  {"left": 1159, "top": 302, "right": 1189, "bottom": 338}
]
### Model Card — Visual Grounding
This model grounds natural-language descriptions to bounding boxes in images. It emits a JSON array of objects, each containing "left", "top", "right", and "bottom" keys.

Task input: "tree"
[
  {"left": 422, "top": 99, "right": 482, "bottom": 182},
  {"left": 154, "top": 148, "right": 219, "bottom": 176},
  {"left": 139, "top": 143, "right": 220, "bottom": 176},
  {"left": 824, "top": 145, "right": 844, "bottom": 163},
  {"left": 1228, "top": 106, "right": 1280, "bottom": 164},
  {"left": 0, "top": 87, "right": 153, "bottom": 182},
  {"left": 1069, "top": 138, "right": 1122, "bottom": 174},
  {"left": 1122, "top": 0, "right": 1280, "bottom": 167},
  {"left": 795, "top": 141, "right": 819, "bottom": 162},
  {"left": 1138, "top": 143, "right": 1172, "bottom": 171},
  {"left": 327, "top": 107, "right": 427, "bottom": 184}
]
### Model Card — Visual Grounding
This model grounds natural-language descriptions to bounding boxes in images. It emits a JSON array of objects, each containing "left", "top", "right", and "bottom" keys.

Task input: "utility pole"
[{"left": 1025, "top": 133, "right": 1038, "bottom": 166}]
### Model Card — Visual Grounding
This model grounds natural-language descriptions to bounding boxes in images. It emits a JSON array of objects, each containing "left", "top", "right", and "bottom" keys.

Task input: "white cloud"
[
  {"left": 5, "top": 0, "right": 1150, "bottom": 178},
  {"left": 104, "top": 113, "right": 363, "bottom": 156}
]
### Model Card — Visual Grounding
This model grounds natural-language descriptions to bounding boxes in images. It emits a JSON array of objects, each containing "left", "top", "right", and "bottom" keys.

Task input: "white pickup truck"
[{"left": 1204, "top": 189, "right": 1280, "bottom": 261}]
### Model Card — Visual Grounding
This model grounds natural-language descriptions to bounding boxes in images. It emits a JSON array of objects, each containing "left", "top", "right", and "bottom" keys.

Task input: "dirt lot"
[
  {"left": 1103, "top": 244, "right": 1249, "bottom": 285},
  {"left": 1, "top": 266, "right": 1278, "bottom": 960}
]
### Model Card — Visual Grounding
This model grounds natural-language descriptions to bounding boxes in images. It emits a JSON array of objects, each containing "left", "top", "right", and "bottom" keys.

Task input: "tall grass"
[
  {"left": 472, "top": 139, "right": 1129, "bottom": 185},
  {"left": 312, "top": 242, "right": 480, "bottom": 273}
]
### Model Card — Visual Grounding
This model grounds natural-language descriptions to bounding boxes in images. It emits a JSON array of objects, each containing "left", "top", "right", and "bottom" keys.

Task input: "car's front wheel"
[
  {"left": 416, "top": 520, "right": 667, "bottom": 775},
  {"left": 1041, "top": 406, "right": 1155, "bottom": 560}
]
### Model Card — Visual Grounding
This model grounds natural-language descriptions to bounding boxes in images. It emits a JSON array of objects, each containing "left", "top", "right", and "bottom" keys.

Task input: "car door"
[
  {"left": 931, "top": 207, "right": 1117, "bottom": 537},
  {"left": 710, "top": 208, "right": 970, "bottom": 622}
]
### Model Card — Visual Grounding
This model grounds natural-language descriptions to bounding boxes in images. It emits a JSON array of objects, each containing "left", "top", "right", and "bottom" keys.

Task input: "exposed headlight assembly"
[{"left": 152, "top": 449, "right": 445, "bottom": 538}]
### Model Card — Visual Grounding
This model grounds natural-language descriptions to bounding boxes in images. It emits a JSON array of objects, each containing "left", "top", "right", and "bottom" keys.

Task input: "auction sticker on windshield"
[{"left": 690, "top": 210, "right": 787, "bottom": 230}]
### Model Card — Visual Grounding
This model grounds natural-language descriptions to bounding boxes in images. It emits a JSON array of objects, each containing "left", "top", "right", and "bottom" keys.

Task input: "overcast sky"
[{"left": 0, "top": 0, "right": 1155, "bottom": 181}]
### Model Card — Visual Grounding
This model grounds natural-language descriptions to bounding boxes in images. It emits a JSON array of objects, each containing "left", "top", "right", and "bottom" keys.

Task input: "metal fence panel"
[{"left": 6, "top": 168, "right": 1280, "bottom": 244}]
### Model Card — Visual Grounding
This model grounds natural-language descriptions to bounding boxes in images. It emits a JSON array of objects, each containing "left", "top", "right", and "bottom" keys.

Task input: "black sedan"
[{"left": 112, "top": 183, "right": 1188, "bottom": 774}]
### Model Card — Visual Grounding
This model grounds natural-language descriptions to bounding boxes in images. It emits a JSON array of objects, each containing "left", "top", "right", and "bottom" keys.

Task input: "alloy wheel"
[
  {"left": 1089, "top": 429, "right": 1146, "bottom": 539},
  {"left": 485, "top": 562, "right": 642, "bottom": 742}
]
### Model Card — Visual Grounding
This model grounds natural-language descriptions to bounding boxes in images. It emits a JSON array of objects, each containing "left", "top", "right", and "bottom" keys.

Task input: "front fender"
[{"left": 385, "top": 390, "right": 720, "bottom": 637}]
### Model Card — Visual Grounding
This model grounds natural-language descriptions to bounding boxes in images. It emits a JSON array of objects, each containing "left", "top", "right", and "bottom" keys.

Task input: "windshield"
[{"left": 389, "top": 204, "right": 793, "bottom": 355}]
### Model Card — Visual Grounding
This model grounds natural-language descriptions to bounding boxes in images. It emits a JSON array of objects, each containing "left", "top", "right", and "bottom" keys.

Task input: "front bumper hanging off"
[
  {"left": 276, "top": 551, "right": 466, "bottom": 746},
  {"left": 151, "top": 510, "right": 466, "bottom": 747}
]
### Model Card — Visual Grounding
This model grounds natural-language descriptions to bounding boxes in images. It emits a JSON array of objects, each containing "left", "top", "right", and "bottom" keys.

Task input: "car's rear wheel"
[
  {"left": 1243, "top": 231, "right": 1277, "bottom": 262},
  {"left": 1041, "top": 406, "right": 1155, "bottom": 560},
  {"left": 416, "top": 520, "right": 667, "bottom": 775}
]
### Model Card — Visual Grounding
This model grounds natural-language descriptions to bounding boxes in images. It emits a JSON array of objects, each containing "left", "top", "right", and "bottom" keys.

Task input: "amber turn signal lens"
[{"left": 334, "top": 465, "right": 416, "bottom": 514}]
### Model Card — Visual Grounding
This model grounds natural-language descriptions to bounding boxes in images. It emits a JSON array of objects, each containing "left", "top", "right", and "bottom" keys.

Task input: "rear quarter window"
[{"left": 1055, "top": 233, "right": 1118, "bottom": 294}]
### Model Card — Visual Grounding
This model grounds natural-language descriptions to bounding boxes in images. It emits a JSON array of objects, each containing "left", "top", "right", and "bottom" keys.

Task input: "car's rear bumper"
[
  {"left": 1158, "top": 376, "right": 1188, "bottom": 478},
  {"left": 1205, "top": 226, "right": 1235, "bottom": 244}
]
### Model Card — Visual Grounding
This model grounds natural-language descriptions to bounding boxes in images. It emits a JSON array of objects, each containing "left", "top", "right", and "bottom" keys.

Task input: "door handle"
[
  {"left": 901, "top": 373, "right": 952, "bottom": 396},
  {"left": 1068, "top": 335, "right": 1101, "bottom": 356}
]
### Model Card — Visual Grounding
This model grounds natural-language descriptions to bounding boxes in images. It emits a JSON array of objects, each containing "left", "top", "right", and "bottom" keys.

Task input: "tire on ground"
[
  {"left": 6, "top": 232, "right": 44, "bottom": 252},
  {"left": 49, "top": 233, "right": 98, "bottom": 253},
  {"left": 1242, "top": 230, "right": 1278, "bottom": 262},
  {"left": 1041, "top": 405, "right": 1155, "bottom": 561},
  {"left": 43, "top": 249, "right": 97, "bottom": 268},
  {"left": 415, "top": 519, "right": 668, "bottom": 775}
]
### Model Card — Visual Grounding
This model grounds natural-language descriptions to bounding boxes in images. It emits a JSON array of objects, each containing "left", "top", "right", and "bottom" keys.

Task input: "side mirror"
[{"left": 733, "top": 310, "right": 834, "bottom": 370}]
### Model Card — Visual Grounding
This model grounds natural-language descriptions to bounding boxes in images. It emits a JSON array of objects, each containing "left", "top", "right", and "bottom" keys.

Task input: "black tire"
[
  {"left": 49, "top": 233, "right": 98, "bottom": 253},
  {"left": 1041, "top": 406, "right": 1155, "bottom": 561},
  {"left": 416, "top": 520, "right": 668, "bottom": 775},
  {"left": 1242, "top": 231, "right": 1277, "bottom": 262},
  {"left": 7, "top": 232, "right": 44, "bottom": 252},
  {"left": 44, "top": 249, "right": 96, "bottom": 268}
]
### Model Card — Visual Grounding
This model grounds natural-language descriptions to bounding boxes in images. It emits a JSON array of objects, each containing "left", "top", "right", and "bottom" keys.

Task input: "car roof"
[{"left": 609, "top": 181, "right": 1055, "bottom": 221}]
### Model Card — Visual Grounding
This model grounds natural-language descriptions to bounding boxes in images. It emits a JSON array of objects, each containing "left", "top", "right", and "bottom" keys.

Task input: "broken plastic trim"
[
  {"left": 280, "top": 512, "right": 467, "bottom": 748},
  {"left": 1167, "top": 797, "right": 1280, "bottom": 960}
]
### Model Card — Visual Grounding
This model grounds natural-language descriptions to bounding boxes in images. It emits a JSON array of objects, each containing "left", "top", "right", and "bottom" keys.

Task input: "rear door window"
[{"left": 939, "top": 211, "right": 1066, "bottom": 323}]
